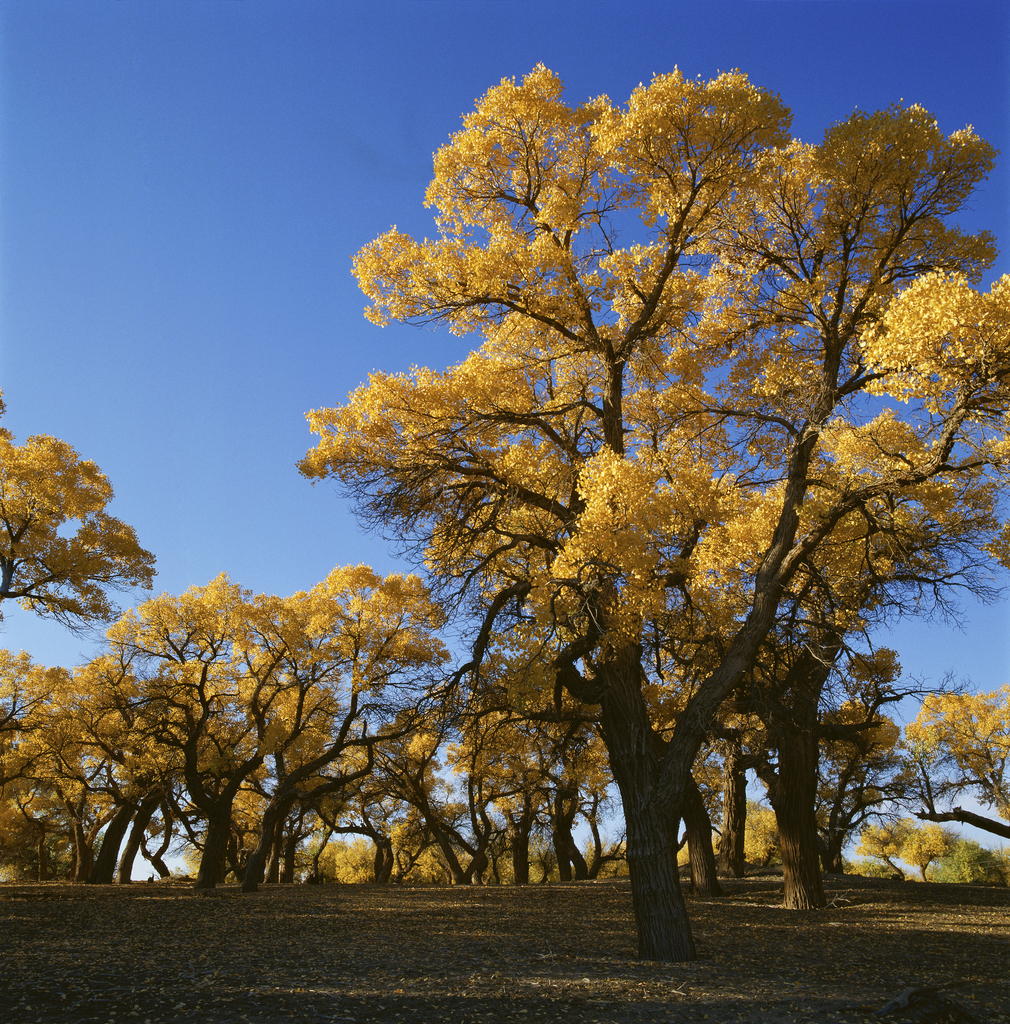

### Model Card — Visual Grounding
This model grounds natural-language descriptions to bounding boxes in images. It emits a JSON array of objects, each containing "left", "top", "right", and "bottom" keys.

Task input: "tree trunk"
[
  {"left": 70, "top": 820, "right": 93, "bottom": 883},
  {"left": 373, "top": 839, "right": 394, "bottom": 884},
  {"left": 717, "top": 740, "right": 747, "bottom": 878},
  {"left": 597, "top": 646, "right": 696, "bottom": 961},
  {"left": 767, "top": 724, "right": 826, "bottom": 910},
  {"left": 819, "top": 833, "right": 844, "bottom": 874},
  {"left": 510, "top": 815, "right": 532, "bottom": 885},
  {"left": 37, "top": 822, "right": 48, "bottom": 882},
  {"left": 194, "top": 804, "right": 234, "bottom": 889},
  {"left": 281, "top": 828, "right": 299, "bottom": 883},
  {"left": 140, "top": 803, "right": 174, "bottom": 878},
  {"left": 90, "top": 802, "right": 136, "bottom": 884},
  {"left": 117, "top": 792, "right": 163, "bottom": 883},
  {"left": 242, "top": 796, "right": 293, "bottom": 893},
  {"left": 684, "top": 775, "right": 722, "bottom": 897}
]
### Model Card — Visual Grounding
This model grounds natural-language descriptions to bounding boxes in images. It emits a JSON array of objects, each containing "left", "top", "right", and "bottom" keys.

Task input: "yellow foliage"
[
  {"left": 300, "top": 65, "right": 1006, "bottom": 758},
  {"left": 0, "top": 398, "right": 156, "bottom": 625},
  {"left": 906, "top": 686, "right": 1010, "bottom": 821}
]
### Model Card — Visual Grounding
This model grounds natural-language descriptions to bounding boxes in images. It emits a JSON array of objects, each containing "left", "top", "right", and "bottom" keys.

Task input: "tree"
[
  {"left": 0, "top": 393, "right": 156, "bottom": 629},
  {"left": 856, "top": 818, "right": 911, "bottom": 878},
  {"left": 936, "top": 837, "right": 1010, "bottom": 885},
  {"left": 901, "top": 820, "right": 954, "bottom": 880},
  {"left": 743, "top": 800, "right": 779, "bottom": 869},
  {"left": 238, "top": 567, "right": 447, "bottom": 892},
  {"left": 301, "top": 66, "right": 1006, "bottom": 959},
  {"left": 906, "top": 686, "right": 1010, "bottom": 840},
  {"left": 817, "top": 700, "right": 908, "bottom": 874}
]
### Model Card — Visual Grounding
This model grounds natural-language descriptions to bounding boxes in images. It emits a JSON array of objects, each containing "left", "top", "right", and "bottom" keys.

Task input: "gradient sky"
[{"left": 2, "top": 0, "right": 1008, "bottom": 718}]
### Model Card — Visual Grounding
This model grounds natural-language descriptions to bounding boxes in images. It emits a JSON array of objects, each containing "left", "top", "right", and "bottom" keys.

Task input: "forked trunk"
[
  {"left": 242, "top": 796, "right": 294, "bottom": 893},
  {"left": 90, "top": 803, "right": 136, "bottom": 884},
  {"left": 117, "top": 792, "right": 163, "bottom": 884}
]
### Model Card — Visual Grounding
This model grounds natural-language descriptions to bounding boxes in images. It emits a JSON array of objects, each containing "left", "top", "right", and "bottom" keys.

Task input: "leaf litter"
[{"left": 0, "top": 874, "right": 1007, "bottom": 1023}]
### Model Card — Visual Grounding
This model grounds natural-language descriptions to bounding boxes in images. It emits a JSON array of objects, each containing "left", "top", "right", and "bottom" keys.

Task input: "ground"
[{"left": 1, "top": 873, "right": 1007, "bottom": 1024}]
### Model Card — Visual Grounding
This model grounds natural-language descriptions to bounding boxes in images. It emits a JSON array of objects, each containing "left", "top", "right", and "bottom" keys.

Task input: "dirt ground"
[{"left": 1, "top": 873, "right": 1007, "bottom": 1024}]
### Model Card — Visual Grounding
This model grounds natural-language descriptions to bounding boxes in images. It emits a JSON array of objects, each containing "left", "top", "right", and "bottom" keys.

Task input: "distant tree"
[
  {"left": 936, "top": 837, "right": 1010, "bottom": 885},
  {"left": 901, "top": 821, "right": 955, "bottom": 881},
  {"left": 744, "top": 800, "right": 779, "bottom": 869},
  {"left": 856, "top": 819, "right": 912, "bottom": 878}
]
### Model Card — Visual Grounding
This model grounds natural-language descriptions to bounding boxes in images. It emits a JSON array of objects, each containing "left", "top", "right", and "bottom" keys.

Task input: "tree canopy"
[
  {"left": 300, "top": 66, "right": 1007, "bottom": 961},
  {"left": 0, "top": 393, "right": 156, "bottom": 629}
]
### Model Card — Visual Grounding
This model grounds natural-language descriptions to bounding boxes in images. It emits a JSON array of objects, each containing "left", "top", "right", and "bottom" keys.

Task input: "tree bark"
[
  {"left": 373, "top": 839, "right": 394, "bottom": 884},
  {"left": 597, "top": 646, "right": 696, "bottom": 961},
  {"left": 717, "top": 739, "right": 747, "bottom": 878},
  {"left": 194, "top": 804, "right": 235, "bottom": 889},
  {"left": 763, "top": 720, "right": 826, "bottom": 910},
  {"left": 90, "top": 802, "right": 136, "bottom": 884},
  {"left": 684, "top": 775, "right": 721, "bottom": 897},
  {"left": 70, "top": 819, "right": 93, "bottom": 883},
  {"left": 242, "top": 796, "right": 294, "bottom": 892}
]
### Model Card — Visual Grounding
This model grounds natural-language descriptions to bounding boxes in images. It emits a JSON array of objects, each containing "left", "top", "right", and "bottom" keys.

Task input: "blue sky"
[{"left": 2, "top": 0, "right": 1008, "bottom": 710}]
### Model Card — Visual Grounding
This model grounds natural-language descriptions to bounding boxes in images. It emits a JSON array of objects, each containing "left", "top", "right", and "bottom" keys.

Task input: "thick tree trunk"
[
  {"left": 281, "top": 829, "right": 299, "bottom": 883},
  {"left": 820, "top": 833, "right": 844, "bottom": 874},
  {"left": 117, "top": 792, "right": 163, "bottom": 884},
  {"left": 717, "top": 740, "right": 748, "bottom": 878},
  {"left": 552, "top": 786, "right": 589, "bottom": 882},
  {"left": 265, "top": 809, "right": 287, "bottom": 884},
  {"left": 90, "top": 802, "right": 136, "bottom": 884},
  {"left": 597, "top": 647, "right": 696, "bottom": 961},
  {"left": 767, "top": 725, "right": 826, "bottom": 910},
  {"left": 70, "top": 820, "right": 93, "bottom": 883},
  {"left": 194, "top": 804, "right": 234, "bottom": 889},
  {"left": 510, "top": 815, "right": 533, "bottom": 885},
  {"left": 373, "top": 839, "right": 394, "bottom": 884},
  {"left": 684, "top": 775, "right": 721, "bottom": 897}
]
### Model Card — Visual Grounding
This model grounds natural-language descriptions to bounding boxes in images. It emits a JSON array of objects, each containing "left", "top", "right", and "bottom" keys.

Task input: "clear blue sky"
[{"left": 2, "top": 0, "right": 1008, "bottom": 705}]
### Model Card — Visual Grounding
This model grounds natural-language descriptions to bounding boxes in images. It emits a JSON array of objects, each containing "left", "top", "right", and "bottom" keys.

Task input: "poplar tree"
[{"left": 301, "top": 67, "right": 1008, "bottom": 960}]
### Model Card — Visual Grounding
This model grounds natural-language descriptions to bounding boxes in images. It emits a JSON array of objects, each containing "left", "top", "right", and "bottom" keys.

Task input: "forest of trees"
[{"left": 2, "top": 67, "right": 1010, "bottom": 963}]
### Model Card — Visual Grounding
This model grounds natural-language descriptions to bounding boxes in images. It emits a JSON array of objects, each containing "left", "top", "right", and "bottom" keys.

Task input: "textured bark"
[
  {"left": 70, "top": 820, "right": 93, "bottom": 883},
  {"left": 281, "top": 826, "right": 300, "bottom": 883},
  {"left": 508, "top": 794, "right": 537, "bottom": 885},
  {"left": 597, "top": 646, "right": 696, "bottom": 961},
  {"left": 683, "top": 775, "right": 721, "bottom": 897},
  {"left": 194, "top": 805, "right": 234, "bottom": 889},
  {"left": 90, "top": 802, "right": 136, "bottom": 884},
  {"left": 765, "top": 723, "right": 826, "bottom": 910},
  {"left": 916, "top": 806, "right": 1010, "bottom": 840},
  {"left": 717, "top": 739, "right": 747, "bottom": 878},
  {"left": 552, "top": 785, "right": 588, "bottom": 882}
]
